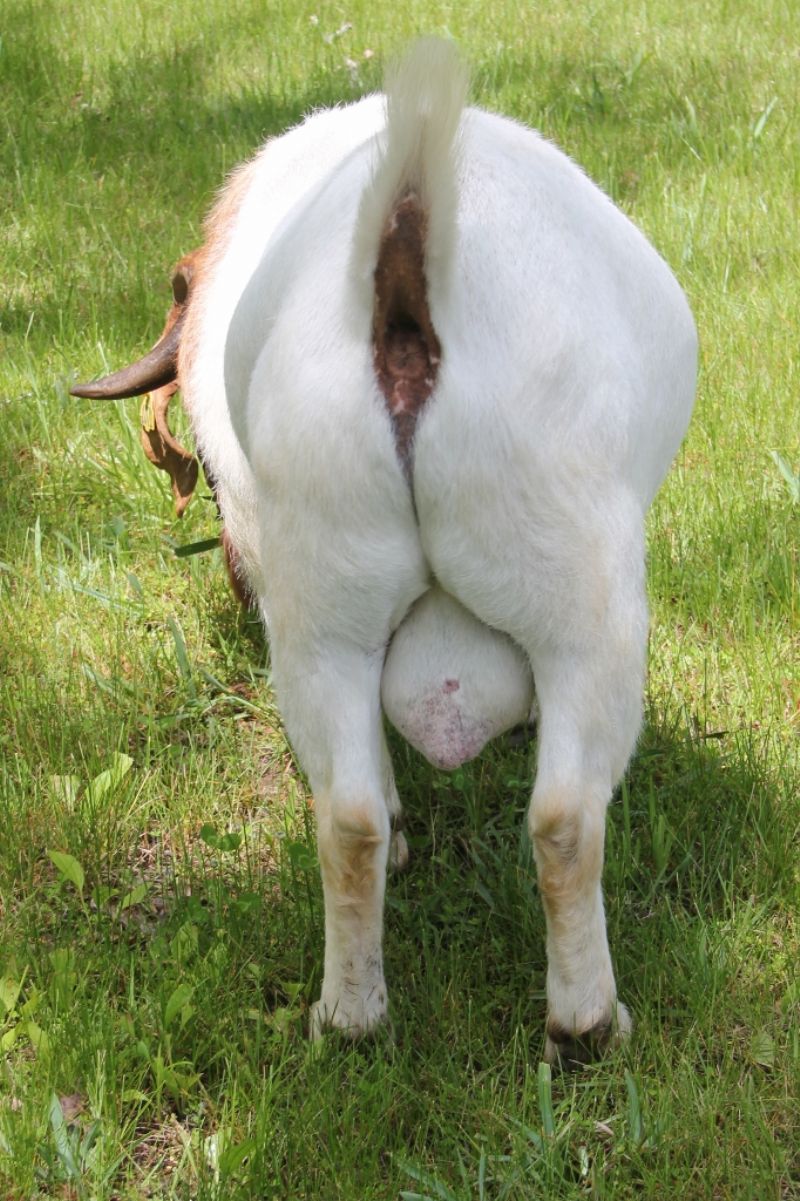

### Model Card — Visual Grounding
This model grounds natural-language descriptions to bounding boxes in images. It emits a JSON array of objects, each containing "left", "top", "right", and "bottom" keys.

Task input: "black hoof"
[{"left": 544, "top": 1019, "right": 620, "bottom": 1069}]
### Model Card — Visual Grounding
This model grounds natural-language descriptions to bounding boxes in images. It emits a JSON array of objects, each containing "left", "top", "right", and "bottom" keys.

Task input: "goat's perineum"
[{"left": 373, "top": 191, "right": 440, "bottom": 474}]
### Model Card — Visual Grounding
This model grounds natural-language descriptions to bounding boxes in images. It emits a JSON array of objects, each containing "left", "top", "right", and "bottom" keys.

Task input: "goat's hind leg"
[
  {"left": 270, "top": 635, "right": 402, "bottom": 1039},
  {"left": 422, "top": 488, "right": 647, "bottom": 1061},
  {"left": 526, "top": 591, "right": 646, "bottom": 1064}
]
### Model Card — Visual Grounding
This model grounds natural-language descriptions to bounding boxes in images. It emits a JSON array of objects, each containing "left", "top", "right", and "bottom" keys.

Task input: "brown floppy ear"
[{"left": 139, "top": 380, "right": 199, "bottom": 517}]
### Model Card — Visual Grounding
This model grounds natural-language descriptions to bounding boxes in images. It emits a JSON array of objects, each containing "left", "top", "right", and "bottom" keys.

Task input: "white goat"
[{"left": 77, "top": 40, "right": 697, "bottom": 1060}]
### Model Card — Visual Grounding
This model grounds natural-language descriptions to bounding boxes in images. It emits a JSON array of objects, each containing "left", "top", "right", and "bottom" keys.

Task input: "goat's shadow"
[
  {"left": 161, "top": 584, "right": 792, "bottom": 1045},
  {"left": 378, "top": 710, "right": 791, "bottom": 1024}
]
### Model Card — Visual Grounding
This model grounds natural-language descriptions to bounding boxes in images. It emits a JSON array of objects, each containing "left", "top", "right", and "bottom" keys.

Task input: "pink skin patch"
[{"left": 402, "top": 687, "right": 490, "bottom": 771}]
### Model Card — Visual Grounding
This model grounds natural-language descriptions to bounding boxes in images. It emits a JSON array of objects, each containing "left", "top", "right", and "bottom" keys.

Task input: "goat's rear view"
[{"left": 77, "top": 40, "right": 697, "bottom": 1061}]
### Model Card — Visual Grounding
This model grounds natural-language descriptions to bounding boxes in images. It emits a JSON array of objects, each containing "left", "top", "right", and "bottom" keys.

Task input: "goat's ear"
[
  {"left": 171, "top": 257, "right": 194, "bottom": 304},
  {"left": 140, "top": 381, "right": 198, "bottom": 517},
  {"left": 70, "top": 316, "right": 182, "bottom": 399}
]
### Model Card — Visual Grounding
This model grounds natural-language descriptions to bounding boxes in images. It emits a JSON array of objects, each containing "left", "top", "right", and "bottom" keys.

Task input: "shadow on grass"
[
  {"left": 92, "top": 697, "right": 792, "bottom": 1055},
  {"left": 380, "top": 710, "right": 793, "bottom": 1031},
  {"left": 4, "top": 0, "right": 375, "bottom": 188}
]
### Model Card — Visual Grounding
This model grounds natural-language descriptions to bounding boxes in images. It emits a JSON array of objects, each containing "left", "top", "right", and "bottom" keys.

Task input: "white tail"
[{"left": 354, "top": 38, "right": 469, "bottom": 280}]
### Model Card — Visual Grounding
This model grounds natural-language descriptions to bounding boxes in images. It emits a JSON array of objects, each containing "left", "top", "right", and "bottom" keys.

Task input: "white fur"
[{"left": 181, "top": 40, "right": 697, "bottom": 1048}]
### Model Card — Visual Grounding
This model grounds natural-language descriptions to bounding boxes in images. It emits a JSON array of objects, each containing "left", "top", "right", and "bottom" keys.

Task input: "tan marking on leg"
[
  {"left": 318, "top": 805, "right": 384, "bottom": 908},
  {"left": 531, "top": 792, "right": 603, "bottom": 914}
]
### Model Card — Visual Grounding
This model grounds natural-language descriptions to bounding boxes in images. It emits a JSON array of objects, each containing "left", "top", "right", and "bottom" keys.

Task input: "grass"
[{"left": 1, "top": 0, "right": 798, "bottom": 1197}]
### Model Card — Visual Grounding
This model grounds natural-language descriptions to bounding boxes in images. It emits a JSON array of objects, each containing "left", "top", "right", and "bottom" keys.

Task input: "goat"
[{"left": 73, "top": 40, "right": 697, "bottom": 1061}]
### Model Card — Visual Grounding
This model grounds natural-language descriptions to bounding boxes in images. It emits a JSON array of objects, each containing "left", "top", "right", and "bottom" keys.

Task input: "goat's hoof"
[
  {"left": 389, "top": 828, "right": 409, "bottom": 872},
  {"left": 310, "top": 994, "right": 390, "bottom": 1043},
  {"left": 544, "top": 1002, "right": 631, "bottom": 1069}
]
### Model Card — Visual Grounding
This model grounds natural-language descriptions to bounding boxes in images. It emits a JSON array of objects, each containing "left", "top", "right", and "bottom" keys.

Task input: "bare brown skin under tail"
[{"left": 373, "top": 192, "right": 440, "bottom": 476}]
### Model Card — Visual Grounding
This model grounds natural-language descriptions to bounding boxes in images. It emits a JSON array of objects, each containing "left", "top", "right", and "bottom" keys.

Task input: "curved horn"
[{"left": 70, "top": 312, "right": 184, "bottom": 400}]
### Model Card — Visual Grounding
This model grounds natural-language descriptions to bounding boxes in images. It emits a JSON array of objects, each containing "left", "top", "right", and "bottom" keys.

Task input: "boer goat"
[{"left": 73, "top": 40, "right": 697, "bottom": 1061}]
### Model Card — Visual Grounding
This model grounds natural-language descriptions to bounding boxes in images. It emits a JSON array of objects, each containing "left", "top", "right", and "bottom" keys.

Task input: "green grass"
[{"left": 1, "top": 0, "right": 798, "bottom": 1197}]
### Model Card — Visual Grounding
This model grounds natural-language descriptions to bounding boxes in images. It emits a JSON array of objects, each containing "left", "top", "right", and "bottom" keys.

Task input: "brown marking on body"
[
  {"left": 530, "top": 790, "right": 605, "bottom": 939},
  {"left": 220, "top": 527, "right": 255, "bottom": 609},
  {"left": 373, "top": 192, "right": 441, "bottom": 474},
  {"left": 532, "top": 808, "right": 584, "bottom": 902},
  {"left": 178, "top": 155, "right": 262, "bottom": 391},
  {"left": 337, "top": 826, "right": 383, "bottom": 908}
]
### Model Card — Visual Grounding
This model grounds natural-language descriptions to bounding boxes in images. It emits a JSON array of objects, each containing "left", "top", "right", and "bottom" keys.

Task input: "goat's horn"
[{"left": 70, "top": 311, "right": 184, "bottom": 400}]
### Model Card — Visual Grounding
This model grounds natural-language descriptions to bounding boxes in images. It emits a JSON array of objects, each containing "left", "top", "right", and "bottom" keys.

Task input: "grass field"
[{"left": 1, "top": 0, "right": 798, "bottom": 1197}]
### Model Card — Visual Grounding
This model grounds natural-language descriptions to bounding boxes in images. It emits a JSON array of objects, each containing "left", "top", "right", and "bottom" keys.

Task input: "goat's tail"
[
  {"left": 358, "top": 40, "right": 468, "bottom": 470},
  {"left": 354, "top": 38, "right": 468, "bottom": 283}
]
